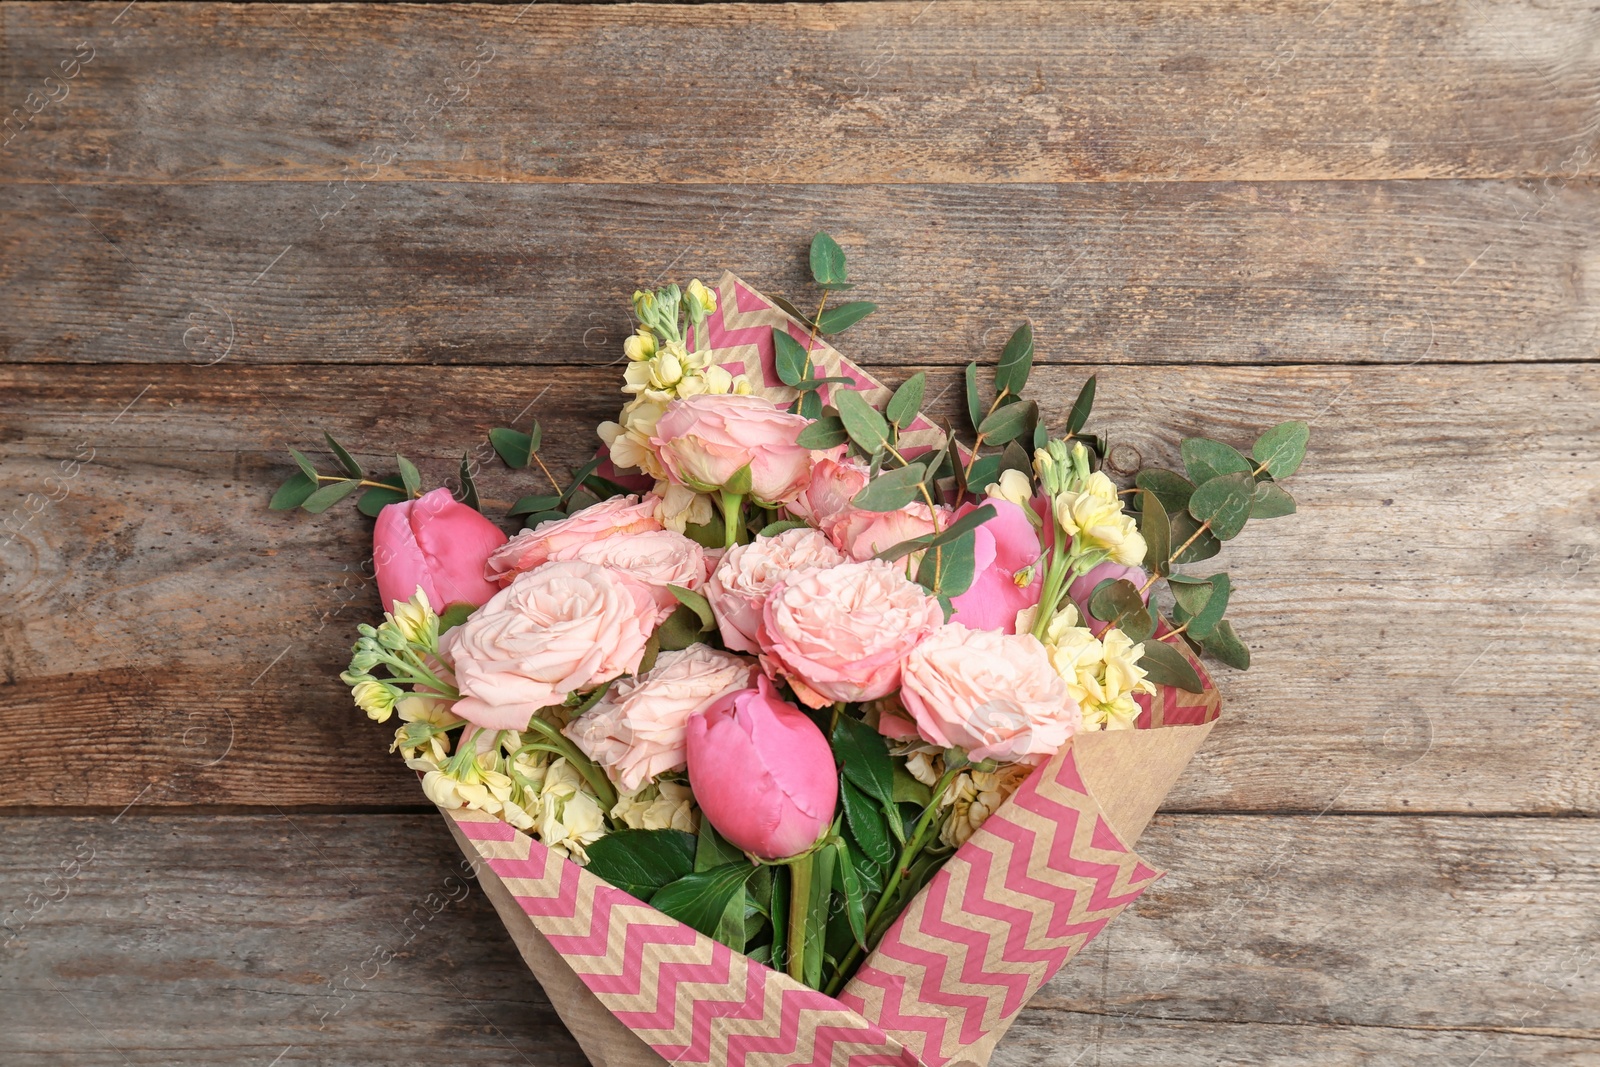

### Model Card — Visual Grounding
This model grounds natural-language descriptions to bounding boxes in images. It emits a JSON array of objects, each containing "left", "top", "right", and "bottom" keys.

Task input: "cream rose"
[
  {"left": 564, "top": 645, "right": 755, "bottom": 792},
  {"left": 442, "top": 561, "right": 657, "bottom": 731},
  {"left": 760, "top": 559, "right": 944, "bottom": 708},
  {"left": 899, "top": 622, "right": 1079, "bottom": 764},
  {"left": 705, "top": 528, "right": 846, "bottom": 653},
  {"left": 485, "top": 495, "right": 662, "bottom": 583},
  {"left": 570, "top": 528, "right": 710, "bottom": 622}
]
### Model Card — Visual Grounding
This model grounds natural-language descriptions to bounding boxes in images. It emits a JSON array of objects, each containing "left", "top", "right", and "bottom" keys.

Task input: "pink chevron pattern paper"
[
  {"left": 449, "top": 807, "right": 923, "bottom": 1067},
  {"left": 836, "top": 746, "right": 1165, "bottom": 1067},
  {"left": 1136, "top": 623, "right": 1222, "bottom": 729}
]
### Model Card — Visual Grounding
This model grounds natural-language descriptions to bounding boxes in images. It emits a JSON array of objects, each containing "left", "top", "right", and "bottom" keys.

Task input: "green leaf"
[
  {"left": 1135, "top": 468, "right": 1195, "bottom": 515},
  {"left": 886, "top": 372, "right": 926, "bottom": 429},
  {"left": 1188, "top": 472, "right": 1255, "bottom": 540},
  {"left": 1252, "top": 420, "right": 1310, "bottom": 479},
  {"left": 1169, "top": 509, "right": 1223, "bottom": 564},
  {"left": 324, "top": 432, "right": 363, "bottom": 479},
  {"left": 723, "top": 462, "right": 754, "bottom": 497},
  {"left": 978, "top": 399, "right": 1037, "bottom": 445},
  {"left": 559, "top": 457, "right": 603, "bottom": 505},
  {"left": 809, "top": 232, "right": 849, "bottom": 289},
  {"left": 993, "top": 322, "right": 1035, "bottom": 400},
  {"left": 1250, "top": 479, "right": 1298, "bottom": 519},
  {"left": 1139, "top": 490, "right": 1172, "bottom": 577},
  {"left": 289, "top": 448, "right": 320, "bottom": 482},
  {"left": 1090, "top": 578, "right": 1146, "bottom": 627},
  {"left": 771, "top": 294, "right": 815, "bottom": 326},
  {"left": 796, "top": 416, "right": 849, "bottom": 450},
  {"left": 695, "top": 820, "right": 745, "bottom": 872},
  {"left": 715, "top": 886, "right": 748, "bottom": 952},
  {"left": 650, "top": 862, "right": 758, "bottom": 938},
  {"left": 833, "top": 840, "right": 868, "bottom": 948},
  {"left": 831, "top": 716, "right": 898, "bottom": 826},
  {"left": 521, "top": 510, "right": 568, "bottom": 529},
  {"left": 759, "top": 519, "right": 811, "bottom": 538},
  {"left": 508, "top": 493, "right": 563, "bottom": 517},
  {"left": 357, "top": 485, "right": 408, "bottom": 517},
  {"left": 269, "top": 471, "right": 316, "bottom": 511},
  {"left": 301, "top": 478, "right": 362, "bottom": 514},
  {"left": 834, "top": 388, "right": 891, "bottom": 455},
  {"left": 965, "top": 453, "right": 1002, "bottom": 493},
  {"left": 804, "top": 844, "right": 834, "bottom": 987},
  {"left": 1066, "top": 375, "right": 1097, "bottom": 435},
  {"left": 1201, "top": 619, "right": 1251, "bottom": 670},
  {"left": 792, "top": 376, "right": 856, "bottom": 393},
  {"left": 1167, "top": 574, "right": 1215, "bottom": 616},
  {"left": 841, "top": 778, "right": 895, "bottom": 866},
  {"left": 799, "top": 389, "right": 823, "bottom": 420},
  {"left": 773, "top": 329, "right": 812, "bottom": 387},
  {"left": 892, "top": 763, "right": 932, "bottom": 806},
  {"left": 851, "top": 462, "right": 927, "bottom": 512},
  {"left": 489, "top": 427, "right": 536, "bottom": 469},
  {"left": 583, "top": 829, "right": 698, "bottom": 902},
  {"left": 397, "top": 455, "right": 422, "bottom": 497},
  {"left": 817, "top": 301, "right": 877, "bottom": 335},
  {"left": 1138, "top": 639, "right": 1205, "bottom": 694},
  {"left": 1180, "top": 438, "right": 1252, "bottom": 486},
  {"left": 667, "top": 585, "right": 716, "bottom": 633},
  {"left": 915, "top": 528, "right": 977, "bottom": 598},
  {"left": 1173, "top": 573, "right": 1231, "bottom": 640},
  {"left": 457, "top": 452, "right": 480, "bottom": 511},
  {"left": 875, "top": 504, "right": 997, "bottom": 563},
  {"left": 964, "top": 362, "right": 983, "bottom": 431},
  {"left": 1001, "top": 440, "right": 1032, "bottom": 476},
  {"left": 842, "top": 832, "right": 883, "bottom": 897},
  {"left": 438, "top": 602, "right": 475, "bottom": 633},
  {"left": 655, "top": 604, "right": 707, "bottom": 651}
]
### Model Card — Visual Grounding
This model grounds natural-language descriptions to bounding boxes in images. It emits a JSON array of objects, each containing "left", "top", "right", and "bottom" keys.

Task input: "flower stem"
[
  {"left": 720, "top": 490, "right": 745, "bottom": 548},
  {"left": 786, "top": 851, "right": 814, "bottom": 984}
]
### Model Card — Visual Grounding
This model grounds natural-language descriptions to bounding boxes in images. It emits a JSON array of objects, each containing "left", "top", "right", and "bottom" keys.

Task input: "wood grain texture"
[
  {"left": 2, "top": 361, "right": 1597, "bottom": 814},
  {"left": 3, "top": 179, "right": 1597, "bottom": 366},
  {"left": 3, "top": 1, "right": 1598, "bottom": 184},
  {"left": 4, "top": 813, "right": 1595, "bottom": 1064}
]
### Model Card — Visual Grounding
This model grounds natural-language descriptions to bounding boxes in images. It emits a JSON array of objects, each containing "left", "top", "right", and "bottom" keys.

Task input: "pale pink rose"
[
  {"left": 899, "top": 623, "right": 1079, "bottom": 764},
  {"left": 571, "top": 529, "right": 710, "bottom": 623},
  {"left": 485, "top": 495, "right": 661, "bottom": 583},
  {"left": 760, "top": 559, "right": 944, "bottom": 708},
  {"left": 651, "top": 393, "right": 830, "bottom": 505},
  {"left": 441, "top": 561, "right": 657, "bottom": 731},
  {"left": 564, "top": 645, "right": 755, "bottom": 793},
  {"left": 705, "top": 528, "right": 846, "bottom": 653},
  {"left": 830, "top": 502, "right": 951, "bottom": 563},
  {"left": 787, "top": 456, "right": 869, "bottom": 532}
]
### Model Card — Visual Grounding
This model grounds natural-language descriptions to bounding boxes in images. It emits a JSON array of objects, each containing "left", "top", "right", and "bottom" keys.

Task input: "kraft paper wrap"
[{"left": 438, "top": 275, "right": 1223, "bottom": 1067}]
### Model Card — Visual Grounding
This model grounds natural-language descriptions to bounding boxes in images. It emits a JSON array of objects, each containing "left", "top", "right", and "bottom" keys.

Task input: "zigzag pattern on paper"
[
  {"left": 450, "top": 809, "right": 923, "bottom": 1067},
  {"left": 698, "top": 273, "right": 946, "bottom": 454},
  {"left": 836, "top": 747, "right": 1164, "bottom": 1067},
  {"left": 1136, "top": 623, "right": 1222, "bottom": 728}
]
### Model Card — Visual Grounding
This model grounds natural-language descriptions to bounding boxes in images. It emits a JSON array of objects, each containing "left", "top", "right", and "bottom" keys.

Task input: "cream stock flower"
[
  {"left": 940, "top": 764, "right": 1031, "bottom": 848},
  {"left": 985, "top": 468, "right": 1036, "bottom": 511},
  {"left": 388, "top": 589, "right": 438, "bottom": 646},
  {"left": 623, "top": 329, "right": 657, "bottom": 362},
  {"left": 536, "top": 757, "right": 608, "bottom": 863},
  {"left": 685, "top": 278, "right": 718, "bottom": 320},
  {"left": 390, "top": 694, "right": 461, "bottom": 762},
  {"left": 1053, "top": 471, "right": 1147, "bottom": 566},
  {"left": 599, "top": 397, "right": 670, "bottom": 480},
  {"left": 611, "top": 780, "right": 698, "bottom": 833},
  {"left": 651, "top": 481, "right": 715, "bottom": 533},
  {"left": 1022, "top": 603, "right": 1154, "bottom": 733},
  {"left": 352, "top": 680, "right": 401, "bottom": 722}
]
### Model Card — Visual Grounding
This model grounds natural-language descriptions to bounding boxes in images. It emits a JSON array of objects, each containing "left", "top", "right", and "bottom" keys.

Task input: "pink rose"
[
  {"left": 571, "top": 529, "right": 710, "bottom": 622},
  {"left": 685, "top": 674, "right": 838, "bottom": 859},
  {"left": 1068, "top": 561, "right": 1149, "bottom": 635},
  {"left": 705, "top": 528, "right": 846, "bottom": 653},
  {"left": 565, "top": 645, "right": 755, "bottom": 793},
  {"left": 760, "top": 558, "right": 944, "bottom": 708},
  {"left": 485, "top": 495, "right": 661, "bottom": 583},
  {"left": 373, "top": 487, "right": 507, "bottom": 613},
  {"left": 830, "top": 502, "right": 949, "bottom": 563},
  {"left": 948, "top": 499, "right": 1044, "bottom": 633},
  {"left": 787, "top": 456, "right": 868, "bottom": 532},
  {"left": 899, "top": 623, "right": 1079, "bottom": 764},
  {"left": 651, "top": 394, "right": 827, "bottom": 504},
  {"left": 441, "top": 561, "right": 657, "bottom": 731}
]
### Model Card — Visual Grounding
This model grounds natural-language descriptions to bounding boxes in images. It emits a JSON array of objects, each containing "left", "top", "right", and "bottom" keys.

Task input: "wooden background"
[{"left": 3, "top": 2, "right": 1597, "bottom": 1064}]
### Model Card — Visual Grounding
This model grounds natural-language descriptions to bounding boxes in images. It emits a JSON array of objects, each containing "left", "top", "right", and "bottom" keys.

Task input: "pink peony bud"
[
  {"left": 947, "top": 499, "right": 1044, "bottom": 633},
  {"left": 373, "top": 487, "right": 507, "bottom": 613},
  {"left": 685, "top": 675, "right": 838, "bottom": 860}
]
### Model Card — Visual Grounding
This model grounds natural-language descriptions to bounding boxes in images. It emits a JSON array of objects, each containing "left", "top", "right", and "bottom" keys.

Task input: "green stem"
[
  {"left": 786, "top": 851, "right": 814, "bottom": 984},
  {"left": 1029, "top": 522, "right": 1070, "bottom": 641},
  {"left": 823, "top": 764, "right": 963, "bottom": 995},
  {"left": 720, "top": 490, "right": 745, "bottom": 548},
  {"left": 521, "top": 716, "right": 618, "bottom": 810}
]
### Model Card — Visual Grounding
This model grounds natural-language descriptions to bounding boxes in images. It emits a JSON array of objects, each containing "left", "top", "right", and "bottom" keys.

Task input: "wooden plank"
[
  {"left": 3, "top": 180, "right": 1597, "bottom": 366},
  {"left": 3, "top": 813, "right": 1595, "bottom": 1063},
  {"left": 3, "top": 2, "right": 1597, "bottom": 184},
  {"left": 2, "top": 361, "right": 1597, "bottom": 814}
]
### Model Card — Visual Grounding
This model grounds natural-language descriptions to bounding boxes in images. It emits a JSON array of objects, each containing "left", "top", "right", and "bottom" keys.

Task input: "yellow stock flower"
[{"left": 1053, "top": 472, "right": 1147, "bottom": 566}]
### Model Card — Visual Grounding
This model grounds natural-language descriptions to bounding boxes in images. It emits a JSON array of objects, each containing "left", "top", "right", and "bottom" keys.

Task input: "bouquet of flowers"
[{"left": 271, "top": 235, "right": 1305, "bottom": 1067}]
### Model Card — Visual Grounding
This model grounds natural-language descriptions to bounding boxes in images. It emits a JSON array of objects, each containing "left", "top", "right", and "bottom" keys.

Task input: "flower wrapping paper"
[{"left": 440, "top": 274, "right": 1223, "bottom": 1067}]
